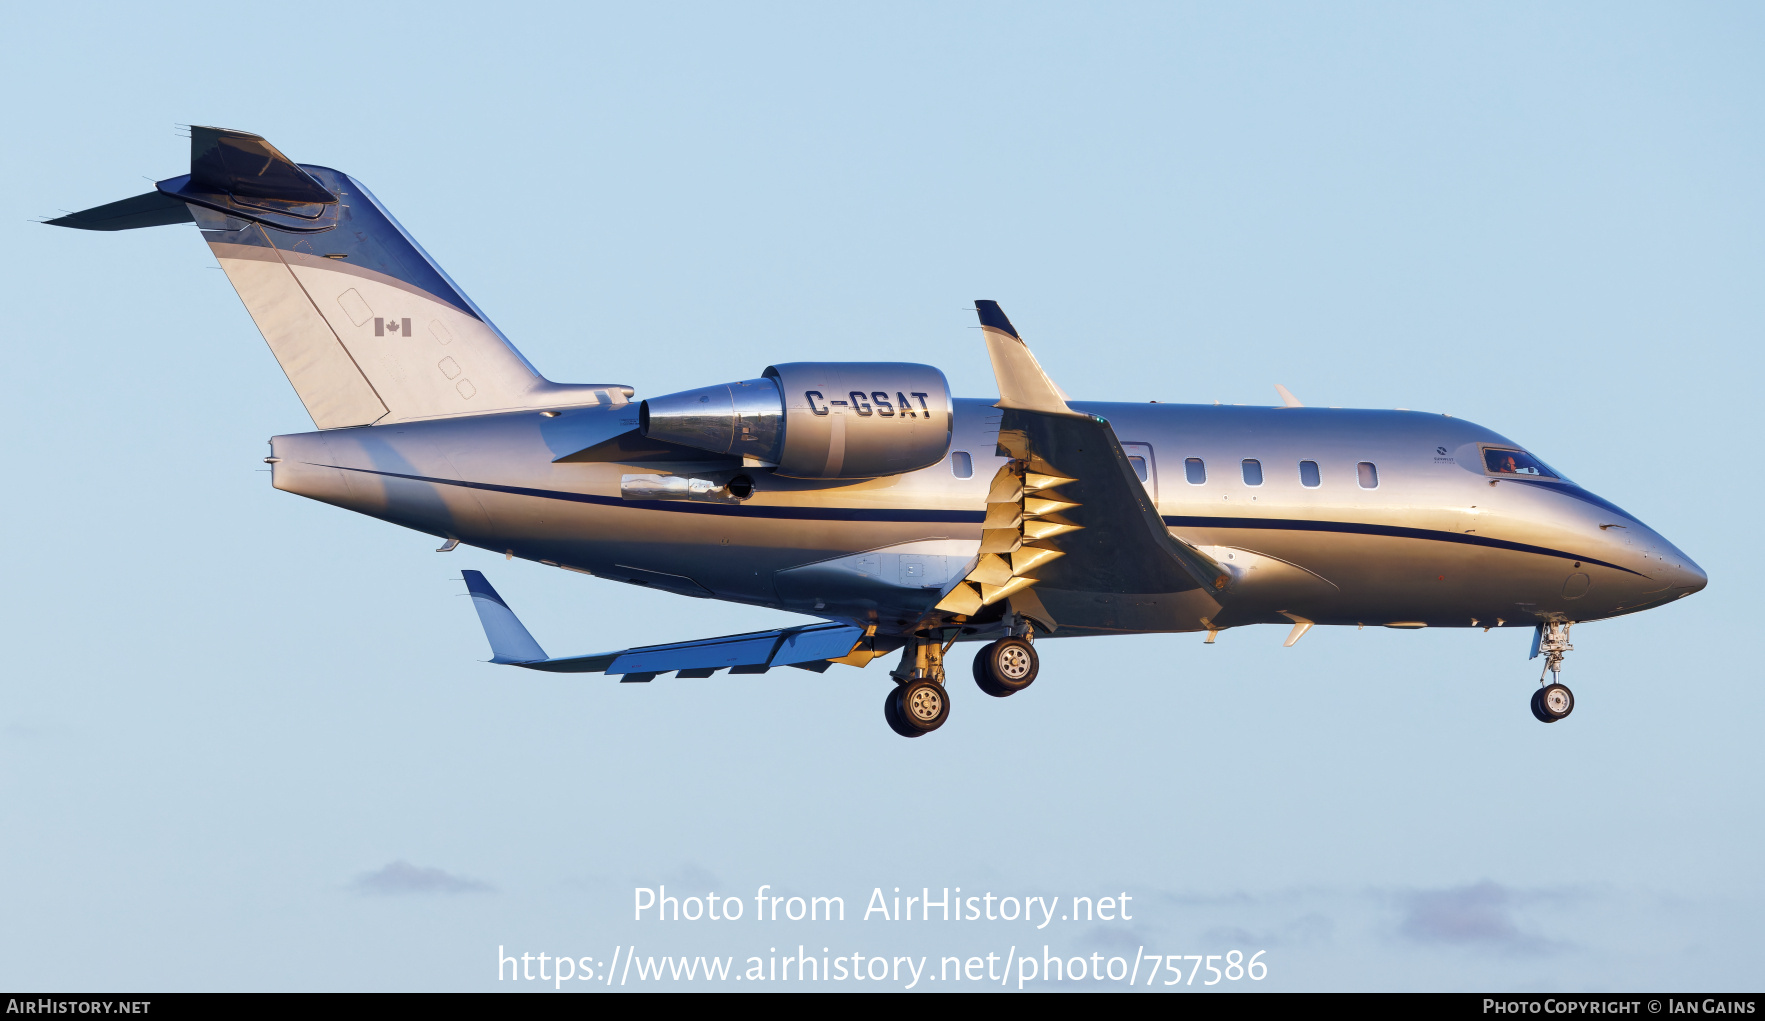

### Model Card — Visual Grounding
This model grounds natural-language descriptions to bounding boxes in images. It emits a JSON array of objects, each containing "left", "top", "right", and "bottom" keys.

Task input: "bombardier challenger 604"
[{"left": 50, "top": 127, "right": 1707, "bottom": 737}]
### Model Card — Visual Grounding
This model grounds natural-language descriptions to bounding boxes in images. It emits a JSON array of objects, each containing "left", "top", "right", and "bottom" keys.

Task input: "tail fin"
[{"left": 49, "top": 127, "right": 629, "bottom": 428}]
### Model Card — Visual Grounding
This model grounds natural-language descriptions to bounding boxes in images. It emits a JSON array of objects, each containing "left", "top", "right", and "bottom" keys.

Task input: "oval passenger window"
[
  {"left": 1357, "top": 461, "right": 1379, "bottom": 489},
  {"left": 1299, "top": 460, "right": 1321, "bottom": 488},
  {"left": 1185, "top": 457, "right": 1206, "bottom": 485},
  {"left": 950, "top": 451, "right": 973, "bottom": 479},
  {"left": 1241, "top": 459, "right": 1263, "bottom": 486}
]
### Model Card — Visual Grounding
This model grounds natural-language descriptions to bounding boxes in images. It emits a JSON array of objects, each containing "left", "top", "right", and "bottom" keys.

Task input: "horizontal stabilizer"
[
  {"left": 458, "top": 571, "right": 863, "bottom": 677},
  {"left": 189, "top": 126, "right": 336, "bottom": 204},
  {"left": 45, "top": 127, "right": 335, "bottom": 231},
  {"left": 46, "top": 190, "right": 194, "bottom": 231}
]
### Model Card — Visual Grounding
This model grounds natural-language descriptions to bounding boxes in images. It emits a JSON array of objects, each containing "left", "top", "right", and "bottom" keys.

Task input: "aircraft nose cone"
[{"left": 1674, "top": 555, "right": 1708, "bottom": 595}]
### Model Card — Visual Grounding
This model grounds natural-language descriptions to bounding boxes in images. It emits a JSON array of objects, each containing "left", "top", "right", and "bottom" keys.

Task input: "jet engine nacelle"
[{"left": 638, "top": 362, "right": 953, "bottom": 479}]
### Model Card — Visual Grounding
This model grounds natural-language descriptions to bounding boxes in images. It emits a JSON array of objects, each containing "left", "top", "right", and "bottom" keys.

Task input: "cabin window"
[
  {"left": 1483, "top": 447, "right": 1557, "bottom": 478},
  {"left": 1184, "top": 457, "right": 1207, "bottom": 485},
  {"left": 1357, "top": 461, "right": 1379, "bottom": 489},
  {"left": 950, "top": 451, "right": 973, "bottom": 479},
  {"left": 1127, "top": 455, "right": 1149, "bottom": 482},
  {"left": 1241, "top": 459, "right": 1263, "bottom": 486},
  {"left": 1299, "top": 460, "right": 1321, "bottom": 487}
]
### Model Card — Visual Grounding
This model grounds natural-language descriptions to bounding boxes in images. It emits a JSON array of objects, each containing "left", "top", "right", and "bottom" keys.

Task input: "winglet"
[
  {"left": 461, "top": 570, "right": 548, "bottom": 664},
  {"left": 974, "top": 300, "right": 1077, "bottom": 416},
  {"left": 1275, "top": 384, "right": 1304, "bottom": 408},
  {"left": 975, "top": 299, "right": 1020, "bottom": 338}
]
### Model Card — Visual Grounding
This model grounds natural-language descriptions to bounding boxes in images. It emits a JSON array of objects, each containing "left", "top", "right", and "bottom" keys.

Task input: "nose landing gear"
[{"left": 1529, "top": 621, "right": 1575, "bottom": 723}]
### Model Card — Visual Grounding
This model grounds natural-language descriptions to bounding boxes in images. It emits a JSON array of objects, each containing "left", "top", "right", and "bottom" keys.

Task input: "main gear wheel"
[{"left": 972, "top": 637, "right": 1038, "bottom": 697}]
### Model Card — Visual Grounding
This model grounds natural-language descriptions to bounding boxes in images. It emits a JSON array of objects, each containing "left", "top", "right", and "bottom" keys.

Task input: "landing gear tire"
[
  {"left": 973, "top": 638, "right": 1038, "bottom": 698},
  {"left": 1537, "top": 682, "right": 1574, "bottom": 722},
  {"left": 886, "top": 678, "right": 949, "bottom": 736},
  {"left": 1531, "top": 684, "right": 1574, "bottom": 723},
  {"left": 883, "top": 685, "right": 922, "bottom": 738}
]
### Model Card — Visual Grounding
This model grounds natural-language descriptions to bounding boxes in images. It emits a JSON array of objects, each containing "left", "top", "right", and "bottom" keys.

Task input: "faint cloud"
[
  {"left": 662, "top": 863, "right": 721, "bottom": 890},
  {"left": 1083, "top": 923, "right": 1160, "bottom": 953},
  {"left": 1395, "top": 882, "right": 1561, "bottom": 953},
  {"left": 1204, "top": 911, "right": 1334, "bottom": 949},
  {"left": 1150, "top": 889, "right": 1260, "bottom": 908},
  {"left": 352, "top": 860, "right": 493, "bottom": 896},
  {"left": 1287, "top": 912, "right": 1333, "bottom": 943}
]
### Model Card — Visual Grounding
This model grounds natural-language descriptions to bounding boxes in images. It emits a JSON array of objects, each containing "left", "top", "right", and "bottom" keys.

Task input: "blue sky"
[{"left": 1, "top": 1, "right": 1759, "bottom": 991}]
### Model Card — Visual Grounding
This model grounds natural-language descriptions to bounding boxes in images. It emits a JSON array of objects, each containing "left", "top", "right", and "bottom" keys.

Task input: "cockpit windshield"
[{"left": 1484, "top": 448, "right": 1558, "bottom": 478}]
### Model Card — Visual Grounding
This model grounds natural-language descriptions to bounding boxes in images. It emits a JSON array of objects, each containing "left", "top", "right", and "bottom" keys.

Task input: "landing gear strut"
[
  {"left": 884, "top": 635, "right": 951, "bottom": 738},
  {"left": 1530, "top": 622, "right": 1575, "bottom": 723}
]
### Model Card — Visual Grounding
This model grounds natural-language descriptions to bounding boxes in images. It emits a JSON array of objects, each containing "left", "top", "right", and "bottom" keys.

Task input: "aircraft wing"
[
  {"left": 461, "top": 570, "right": 868, "bottom": 680},
  {"left": 933, "top": 302, "right": 1228, "bottom": 633}
]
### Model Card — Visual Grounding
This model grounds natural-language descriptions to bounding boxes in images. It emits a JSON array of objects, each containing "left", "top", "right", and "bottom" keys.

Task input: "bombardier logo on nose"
[{"left": 375, "top": 317, "right": 412, "bottom": 337}]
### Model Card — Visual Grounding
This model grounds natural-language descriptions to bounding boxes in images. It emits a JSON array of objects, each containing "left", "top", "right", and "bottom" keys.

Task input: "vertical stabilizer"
[{"left": 189, "top": 201, "right": 392, "bottom": 429}]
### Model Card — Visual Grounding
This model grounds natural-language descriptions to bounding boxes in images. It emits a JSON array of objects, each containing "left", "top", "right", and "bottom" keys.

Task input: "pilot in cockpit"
[{"left": 1484, "top": 448, "right": 1556, "bottom": 478}]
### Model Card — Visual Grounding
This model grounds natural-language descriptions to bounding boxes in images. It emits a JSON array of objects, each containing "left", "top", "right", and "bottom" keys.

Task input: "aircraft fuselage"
[{"left": 268, "top": 397, "right": 1705, "bottom": 638}]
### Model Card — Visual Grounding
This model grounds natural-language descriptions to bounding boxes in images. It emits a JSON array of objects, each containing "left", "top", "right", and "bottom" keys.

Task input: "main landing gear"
[
  {"left": 973, "top": 636, "right": 1039, "bottom": 697},
  {"left": 882, "top": 621, "right": 1043, "bottom": 737},
  {"left": 884, "top": 635, "right": 952, "bottom": 738},
  {"left": 1529, "top": 621, "right": 1575, "bottom": 724},
  {"left": 884, "top": 679, "right": 949, "bottom": 738}
]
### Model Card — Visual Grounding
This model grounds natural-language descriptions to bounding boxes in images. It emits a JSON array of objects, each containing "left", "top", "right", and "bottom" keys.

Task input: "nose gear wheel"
[{"left": 1532, "top": 682, "right": 1574, "bottom": 722}]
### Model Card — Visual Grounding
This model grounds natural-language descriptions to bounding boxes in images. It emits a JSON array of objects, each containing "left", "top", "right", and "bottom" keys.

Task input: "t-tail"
[{"left": 47, "top": 126, "right": 630, "bottom": 428}]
